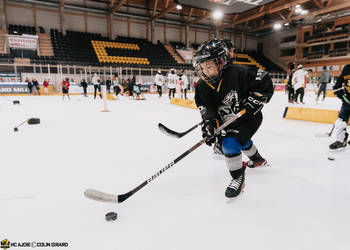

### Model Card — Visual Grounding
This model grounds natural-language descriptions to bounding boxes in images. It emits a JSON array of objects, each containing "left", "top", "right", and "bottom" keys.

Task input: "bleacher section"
[
  {"left": 169, "top": 41, "right": 187, "bottom": 50},
  {"left": 247, "top": 51, "right": 285, "bottom": 73},
  {"left": 232, "top": 52, "right": 285, "bottom": 73},
  {"left": 233, "top": 53, "right": 265, "bottom": 70},
  {"left": 27, "top": 29, "right": 192, "bottom": 69},
  {"left": 8, "top": 24, "right": 36, "bottom": 35},
  {"left": 92, "top": 40, "right": 149, "bottom": 65},
  {"left": 164, "top": 44, "right": 185, "bottom": 64}
]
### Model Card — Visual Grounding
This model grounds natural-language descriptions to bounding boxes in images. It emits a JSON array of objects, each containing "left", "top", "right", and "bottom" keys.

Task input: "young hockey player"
[
  {"left": 193, "top": 38, "right": 274, "bottom": 198},
  {"left": 155, "top": 70, "right": 164, "bottom": 97},
  {"left": 329, "top": 64, "right": 350, "bottom": 150},
  {"left": 167, "top": 69, "right": 177, "bottom": 99},
  {"left": 316, "top": 66, "right": 331, "bottom": 103},
  {"left": 180, "top": 70, "right": 189, "bottom": 99},
  {"left": 92, "top": 73, "right": 102, "bottom": 99},
  {"left": 62, "top": 78, "right": 71, "bottom": 100},
  {"left": 292, "top": 64, "right": 308, "bottom": 104}
]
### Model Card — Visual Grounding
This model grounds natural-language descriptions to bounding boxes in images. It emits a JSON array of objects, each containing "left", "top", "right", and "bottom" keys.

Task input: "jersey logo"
[
  {"left": 256, "top": 69, "right": 267, "bottom": 81},
  {"left": 198, "top": 105, "right": 207, "bottom": 116},
  {"left": 222, "top": 90, "right": 239, "bottom": 107}
]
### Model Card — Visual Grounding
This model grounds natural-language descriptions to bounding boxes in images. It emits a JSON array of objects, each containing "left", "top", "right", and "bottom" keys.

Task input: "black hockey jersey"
[
  {"left": 334, "top": 64, "right": 350, "bottom": 102},
  {"left": 195, "top": 65, "right": 274, "bottom": 124}
]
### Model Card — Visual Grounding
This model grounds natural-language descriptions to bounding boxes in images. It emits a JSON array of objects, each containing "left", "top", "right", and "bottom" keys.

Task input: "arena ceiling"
[{"left": 14, "top": 0, "right": 350, "bottom": 36}]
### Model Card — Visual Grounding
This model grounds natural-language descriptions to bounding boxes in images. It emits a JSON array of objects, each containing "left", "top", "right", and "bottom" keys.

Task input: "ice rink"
[{"left": 1, "top": 92, "right": 349, "bottom": 250}]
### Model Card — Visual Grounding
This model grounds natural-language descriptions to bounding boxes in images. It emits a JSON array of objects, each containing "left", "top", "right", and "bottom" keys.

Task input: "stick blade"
[
  {"left": 84, "top": 189, "right": 117, "bottom": 203},
  {"left": 158, "top": 123, "right": 182, "bottom": 138}
]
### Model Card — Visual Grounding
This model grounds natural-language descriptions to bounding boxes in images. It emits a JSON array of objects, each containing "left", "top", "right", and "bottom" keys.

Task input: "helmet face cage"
[{"left": 193, "top": 39, "right": 229, "bottom": 85}]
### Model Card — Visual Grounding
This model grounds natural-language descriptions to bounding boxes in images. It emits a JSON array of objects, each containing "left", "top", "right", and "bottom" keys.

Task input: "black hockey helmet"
[{"left": 193, "top": 38, "right": 229, "bottom": 84}]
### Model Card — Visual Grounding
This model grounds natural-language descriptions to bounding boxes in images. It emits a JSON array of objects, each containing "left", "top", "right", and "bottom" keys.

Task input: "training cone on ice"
[{"left": 14, "top": 118, "right": 40, "bottom": 132}]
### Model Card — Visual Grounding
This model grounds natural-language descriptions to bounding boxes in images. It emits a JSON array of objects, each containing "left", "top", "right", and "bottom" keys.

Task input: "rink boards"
[
  {"left": 283, "top": 107, "right": 339, "bottom": 124},
  {"left": 170, "top": 98, "right": 197, "bottom": 109},
  {"left": 170, "top": 98, "right": 340, "bottom": 125}
]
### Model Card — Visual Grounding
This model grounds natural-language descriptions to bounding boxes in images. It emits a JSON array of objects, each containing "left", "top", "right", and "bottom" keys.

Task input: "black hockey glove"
[
  {"left": 334, "top": 88, "right": 350, "bottom": 104},
  {"left": 201, "top": 118, "right": 219, "bottom": 146},
  {"left": 243, "top": 94, "right": 265, "bottom": 116}
]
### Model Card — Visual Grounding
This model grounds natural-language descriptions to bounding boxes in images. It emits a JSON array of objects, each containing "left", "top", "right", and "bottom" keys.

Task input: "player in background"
[
  {"left": 106, "top": 77, "right": 112, "bottom": 94},
  {"left": 223, "top": 39, "right": 235, "bottom": 63},
  {"left": 92, "top": 73, "right": 102, "bottom": 99},
  {"left": 167, "top": 69, "right": 177, "bottom": 99},
  {"left": 292, "top": 64, "right": 308, "bottom": 104},
  {"left": 316, "top": 66, "right": 332, "bottom": 103},
  {"left": 80, "top": 79, "right": 88, "bottom": 97},
  {"left": 113, "top": 73, "right": 122, "bottom": 99},
  {"left": 329, "top": 64, "right": 350, "bottom": 150},
  {"left": 62, "top": 77, "right": 71, "bottom": 100},
  {"left": 181, "top": 70, "right": 189, "bottom": 99},
  {"left": 287, "top": 63, "right": 295, "bottom": 103},
  {"left": 155, "top": 70, "right": 164, "bottom": 98},
  {"left": 43, "top": 79, "right": 49, "bottom": 95},
  {"left": 32, "top": 78, "right": 40, "bottom": 96},
  {"left": 176, "top": 72, "right": 183, "bottom": 98},
  {"left": 194, "top": 39, "right": 274, "bottom": 198}
]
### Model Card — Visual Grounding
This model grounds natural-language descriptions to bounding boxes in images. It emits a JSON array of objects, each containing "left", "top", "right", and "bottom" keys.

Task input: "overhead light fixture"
[
  {"left": 301, "top": 9, "right": 309, "bottom": 15},
  {"left": 273, "top": 23, "right": 282, "bottom": 30},
  {"left": 296, "top": 5, "right": 301, "bottom": 8},
  {"left": 176, "top": 4, "right": 182, "bottom": 10},
  {"left": 284, "top": 23, "right": 290, "bottom": 26},
  {"left": 295, "top": 8, "right": 302, "bottom": 14},
  {"left": 213, "top": 10, "right": 223, "bottom": 20}
]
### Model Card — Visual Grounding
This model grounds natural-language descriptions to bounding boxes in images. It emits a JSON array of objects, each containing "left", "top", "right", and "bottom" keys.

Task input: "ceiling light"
[
  {"left": 213, "top": 10, "right": 223, "bottom": 20},
  {"left": 301, "top": 9, "right": 309, "bottom": 15},
  {"left": 295, "top": 8, "right": 302, "bottom": 14},
  {"left": 284, "top": 23, "right": 290, "bottom": 26},
  {"left": 176, "top": 4, "right": 182, "bottom": 10},
  {"left": 273, "top": 23, "right": 282, "bottom": 30}
]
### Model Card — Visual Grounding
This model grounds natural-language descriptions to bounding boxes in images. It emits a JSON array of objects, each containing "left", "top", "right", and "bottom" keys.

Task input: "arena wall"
[{"left": 3, "top": 1, "right": 257, "bottom": 49}]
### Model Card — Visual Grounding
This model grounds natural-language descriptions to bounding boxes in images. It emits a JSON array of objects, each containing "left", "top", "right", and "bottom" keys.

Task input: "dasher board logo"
[
  {"left": 1, "top": 239, "right": 10, "bottom": 250},
  {"left": 1, "top": 239, "right": 68, "bottom": 249}
]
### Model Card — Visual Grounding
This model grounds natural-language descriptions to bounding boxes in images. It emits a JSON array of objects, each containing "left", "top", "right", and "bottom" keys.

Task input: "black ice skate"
[
  {"left": 225, "top": 163, "right": 246, "bottom": 198},
  {"left": 247, "top": 151, "right": 270, "bottom": 168},
  {"left": 329, "top": 133, "right": 348, "bottom": 150}
]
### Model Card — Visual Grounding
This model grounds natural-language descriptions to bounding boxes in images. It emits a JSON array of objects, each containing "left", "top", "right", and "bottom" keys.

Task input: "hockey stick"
[
  {"left": 14, "top": 118, "right": 40, "bottom": 132},
  {"left": 315, "top": 124, "right": 335, "bottom": 138},
  {"left": 158, "top": 121, "right": 202, "bottom": 138},
  {"left": 84, "top": 109, "right": 246, "bottom": 204}
]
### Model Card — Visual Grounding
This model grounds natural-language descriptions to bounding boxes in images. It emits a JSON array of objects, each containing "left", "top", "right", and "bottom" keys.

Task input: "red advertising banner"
[{"left": 8, "top": 35, "right": 38, "bottom": 50}]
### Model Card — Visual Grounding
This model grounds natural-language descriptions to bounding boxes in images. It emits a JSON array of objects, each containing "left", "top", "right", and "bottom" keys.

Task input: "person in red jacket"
[
  {"left": 62, "top": 78, "right": 71, "bottom": 100},
  {"left": 43, "top": 79, "right": 49, "bottom": 95}
]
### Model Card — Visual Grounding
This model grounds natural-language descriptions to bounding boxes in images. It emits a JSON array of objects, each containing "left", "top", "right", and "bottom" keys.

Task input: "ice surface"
[{"left": 0, "top": 92, "right": 349, "bottom": 250}]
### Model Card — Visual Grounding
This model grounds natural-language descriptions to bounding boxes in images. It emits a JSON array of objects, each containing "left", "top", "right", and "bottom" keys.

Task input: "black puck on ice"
[
  {"left": 13, "top": 100, "right": 20, "bottom": 105},
  {"left": 105, "top": 212, "right": 118, "bottom": 221},
  {"left": 14, "top": 127, "right": 18, "bottom": 132}
]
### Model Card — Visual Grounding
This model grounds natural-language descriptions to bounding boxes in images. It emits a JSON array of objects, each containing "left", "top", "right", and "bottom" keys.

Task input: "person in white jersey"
[
  {"left": 167, "top": 69, "right": 177, "bottom": 99},
  {"left": 292, "top": 64, "right": 308, "bottom": 104},
  {"left": 155, "top": 70, "right": 164, "bottom": 97},
  {"left": 92, "top": 73, "right": 102, "bottom": 99},
  {"left": 181, "top": 70, "right": 189, "bottom": 99}
]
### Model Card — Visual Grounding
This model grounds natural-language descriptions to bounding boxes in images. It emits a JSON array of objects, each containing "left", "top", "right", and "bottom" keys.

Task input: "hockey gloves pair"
[
  {"left": 201, "top": 118, "right": 219, "bottom": 146},
  {"left": 243, "top": 94, "right": 266, "bottom": 116}
]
